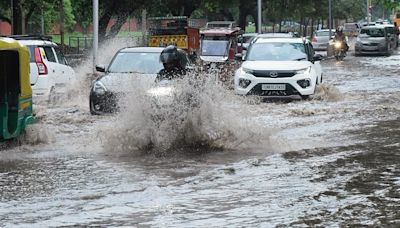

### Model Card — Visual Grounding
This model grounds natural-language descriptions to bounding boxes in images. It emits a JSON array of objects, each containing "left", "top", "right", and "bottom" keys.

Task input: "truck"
[{"left": 147, "top": 16, "right": 203, "bottom": 59}]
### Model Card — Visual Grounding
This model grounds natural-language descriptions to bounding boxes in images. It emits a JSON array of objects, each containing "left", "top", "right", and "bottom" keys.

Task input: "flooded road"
[{"left": 1, "top": 50, "right": 399, "bottom": 227}]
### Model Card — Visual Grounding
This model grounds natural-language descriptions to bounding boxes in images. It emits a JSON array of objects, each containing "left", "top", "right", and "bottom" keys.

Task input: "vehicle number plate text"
[{"left": 262, "top": 84, "right": 286, "bottom": 91}]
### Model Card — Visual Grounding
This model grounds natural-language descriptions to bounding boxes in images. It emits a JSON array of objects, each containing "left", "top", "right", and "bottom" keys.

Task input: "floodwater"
[{"left": 0, "top": 49, "right": 399, "bottom": 227}]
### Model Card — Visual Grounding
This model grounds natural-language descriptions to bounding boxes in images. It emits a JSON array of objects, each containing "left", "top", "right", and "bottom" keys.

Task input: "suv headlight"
[
  {"left": 93, "top": 81, "right": 107, "bottom": 95},
  {"left": 242, "top": 67, "right": 253, "bottom": 74},
  {"left": 295, "top": 66, "right": 311, "bottom": 75}
]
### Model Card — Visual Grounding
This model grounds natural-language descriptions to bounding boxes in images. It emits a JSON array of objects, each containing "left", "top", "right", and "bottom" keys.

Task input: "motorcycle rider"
[
  {"left": 334, "top": 26, "right": 349, "bottom": 52},
  {"left": 157, "top": 45, "right": 188, "bottom": 81}
]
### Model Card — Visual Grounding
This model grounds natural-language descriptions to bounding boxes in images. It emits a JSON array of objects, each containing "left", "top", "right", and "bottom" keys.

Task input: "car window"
[
  {"left": 360, "top": 28, "right": 385, "bottom": 37},
  {"left": 246, "top": 42, "right": 307, "bottom": 61},
  {"left": 108, "top": 52, "right": 163, "bottom": 74},
  {"left": 54, "top": 47, "right": 68, "bottom": 65},
  {"left": 43, "top": 46, "right": 57, "bottom": 62},
  {"left": 26, "top": 45, "right": 36, "bottom": 62}
]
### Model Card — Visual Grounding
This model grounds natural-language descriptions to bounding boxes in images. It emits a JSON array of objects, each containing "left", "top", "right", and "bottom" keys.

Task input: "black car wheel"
[{"left": 90, "top": 99, "right": 101, "bottom": 115}]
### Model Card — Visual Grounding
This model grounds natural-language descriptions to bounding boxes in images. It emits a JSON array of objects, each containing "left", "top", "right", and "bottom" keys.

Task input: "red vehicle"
[
  {"left": 147, "top": 16, "right": 202, "bottom": 58},
  {"left": 199, "top": 21, "right": 244, "bottom": 81}
]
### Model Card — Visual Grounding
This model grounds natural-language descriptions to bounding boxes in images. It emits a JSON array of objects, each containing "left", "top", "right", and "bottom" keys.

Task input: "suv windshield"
[
  {"left": 108, "top": 52, "right": 163, "bottom": 74},
  {"left": 246, "top": 42, "right": 307, "bottom": 61},
  {"left": 201, "top": 40, "right": 229, "bottom": 56},
  {"left": 360, "top": 28, "right": 385, "bottom": 37}
]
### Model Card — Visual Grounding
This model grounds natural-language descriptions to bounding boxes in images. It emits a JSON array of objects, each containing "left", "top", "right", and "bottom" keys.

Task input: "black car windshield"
[
  {"left": 246, "top": 42, "right": 307, "bottom": 61},
  {"left": 360, "top": 28, "right": 385, "bottom": 37},
  {"left": 201, "top": 40, "right": 229, "bottom": 56},
  {"left": 108, "top": 52, "right": 163, "bottom": 74}
]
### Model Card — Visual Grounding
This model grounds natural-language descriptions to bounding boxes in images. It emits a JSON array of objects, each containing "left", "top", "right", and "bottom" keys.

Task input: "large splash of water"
[{"left": 101, "top": 72, "right": 273, "bottom": 154}]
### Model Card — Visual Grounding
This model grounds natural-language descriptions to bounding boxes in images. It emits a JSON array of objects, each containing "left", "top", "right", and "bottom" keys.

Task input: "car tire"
[{"left": 89, "top": 99, "right": 100, "bottom": 115}]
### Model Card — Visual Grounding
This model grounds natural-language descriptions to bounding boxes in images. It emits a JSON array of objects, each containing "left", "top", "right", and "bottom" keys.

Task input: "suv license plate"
[{"left": 262, "top": 84, "right": 286, "bottom": 91}]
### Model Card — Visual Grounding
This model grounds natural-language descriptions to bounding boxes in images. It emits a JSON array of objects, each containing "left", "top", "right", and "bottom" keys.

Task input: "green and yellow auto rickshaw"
[{"left": 0, "top": 37, "right": 34, "bottom": 140}]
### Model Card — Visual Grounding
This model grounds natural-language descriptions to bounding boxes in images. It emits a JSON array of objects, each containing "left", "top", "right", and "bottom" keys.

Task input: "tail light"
[
  {"left": 34, "top": 47, "right": 48, "bottom": 75},
  {"left": 312, "top": 36, "right": 317, "bottom": 43}
]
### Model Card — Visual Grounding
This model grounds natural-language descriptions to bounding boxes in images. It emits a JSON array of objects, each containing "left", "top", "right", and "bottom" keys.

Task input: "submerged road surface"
[{"left": 1, "top": 50, "right": 399, "bottom": 227}]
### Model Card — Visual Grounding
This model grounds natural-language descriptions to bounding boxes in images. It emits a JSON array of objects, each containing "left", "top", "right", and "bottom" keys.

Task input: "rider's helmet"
[
  {"left": 160, "top": 45, "right": 184, "bottom": 71},
  {"left": 336, "top": 26, "right": 344, "bottom": 33}
]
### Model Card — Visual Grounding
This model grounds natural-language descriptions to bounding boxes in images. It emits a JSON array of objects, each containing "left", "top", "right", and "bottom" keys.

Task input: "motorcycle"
[{"left": 333, "top": 39, "right": 347, "bottom": 61}]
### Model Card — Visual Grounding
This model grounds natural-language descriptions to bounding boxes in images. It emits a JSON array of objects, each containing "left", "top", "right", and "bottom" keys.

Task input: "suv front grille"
[{"left": 251, "top": 70, "right": 296, "bottom": 78}]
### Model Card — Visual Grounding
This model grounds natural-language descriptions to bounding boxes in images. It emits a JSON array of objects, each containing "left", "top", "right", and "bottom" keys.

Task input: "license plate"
[{"left": 262, "top": 84, "right": 286, "bottom": 90}]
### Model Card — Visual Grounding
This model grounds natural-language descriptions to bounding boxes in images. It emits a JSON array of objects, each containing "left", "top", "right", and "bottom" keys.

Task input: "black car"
[
  {"left": 90, "top": 47, "right": 165, "bottom": 114},
  {"left": 90, "top": 47, "right": 192, "bottom": 115}
]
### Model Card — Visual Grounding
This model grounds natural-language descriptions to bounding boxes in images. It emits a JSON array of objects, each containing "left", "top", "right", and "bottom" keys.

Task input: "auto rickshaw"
[
  {"left": 199, "top": 21, "right": 244, "bottom": 82},
  {"left": 0, "top": 38, "right": 34, "bottom": 140}
]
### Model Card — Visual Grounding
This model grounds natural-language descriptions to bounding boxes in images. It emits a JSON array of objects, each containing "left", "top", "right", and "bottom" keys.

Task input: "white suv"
[
  {"left": 234, "top": 37, "right": 323, "bottom": 99},
  {"left": 11, "top": 35, "right": 75, "bottom": 100}
]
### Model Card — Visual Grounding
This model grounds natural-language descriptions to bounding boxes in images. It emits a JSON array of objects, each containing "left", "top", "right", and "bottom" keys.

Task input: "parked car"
[
  {"left": 311, "top": 29, "right": 335, "bottom": 51},
  {"left": 343, "top": 22, "right": 360, "bottom": 37},
  {"left": 355, "top": 25, "right": 396, "bottom": 56},
  {"left": 89, "top": 47, "right": 191, "bottom": 114},
  {"left": 10, "top": 35, "right": 75, "bottom": 100},
  {"left": 234, "top": 37, "right": 323, "bottom": 99}
]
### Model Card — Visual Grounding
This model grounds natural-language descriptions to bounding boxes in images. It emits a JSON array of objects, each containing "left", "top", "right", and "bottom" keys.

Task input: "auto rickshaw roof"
[
  {"left": 0, "top": 37, "right": 25, "bottom": 49},
  {"left": 200, "top": 27, "right": 243, "bottom": 36}
]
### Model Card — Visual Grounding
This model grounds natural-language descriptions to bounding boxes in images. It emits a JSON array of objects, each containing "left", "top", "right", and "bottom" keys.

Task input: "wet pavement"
[{"left": 0, "top": 49, "right": 399, "bottom": 227}]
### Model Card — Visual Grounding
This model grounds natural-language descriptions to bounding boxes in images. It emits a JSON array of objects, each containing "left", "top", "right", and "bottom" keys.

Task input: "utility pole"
[
  {"left": 367, "top": 0, "right": 370, "bottom": 25},
  {"left": 329, "top": 0, "right": 332, "bottom": 39},
  {"left": 93, "top": 0, "right": 99, "bottom": 73},
  {"left": 41, "top": 5, "right": 45, "bottom": 35},
  {"left": 59, "top": 0, "right": 65, "bottom": 49},
  {"left": 257, "top": 0, "right": 262, "bottom": 33},
  {"left": 10, "top": 0, "right": 14, "bottom": 35}
]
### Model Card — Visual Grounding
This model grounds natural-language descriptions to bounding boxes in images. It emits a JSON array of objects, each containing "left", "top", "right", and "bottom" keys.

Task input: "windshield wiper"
[{"left": 295, "top": 57, "right": 307, "bottom": 61}]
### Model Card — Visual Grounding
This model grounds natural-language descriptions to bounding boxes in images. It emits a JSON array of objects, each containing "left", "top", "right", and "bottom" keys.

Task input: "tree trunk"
[
  {"left": 12, "top": 0, "right": 23, "bottom": 34},
  {"left": 105, "top": 13, "right": 129, "bottom": 40}
]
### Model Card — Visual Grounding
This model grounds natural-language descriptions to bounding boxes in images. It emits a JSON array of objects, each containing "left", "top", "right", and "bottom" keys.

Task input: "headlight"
[
  {"left": 295, "top": 66, "right": 311, "bottom": 75},
  {"left": 334, "top": 42, "right": 342, "bottom": 48},
  {"left": 242, "top": 67, "right": 253, "bottom": 74},
  {"left": 93, "top": 81, "right": 107, "bottom": 95}
]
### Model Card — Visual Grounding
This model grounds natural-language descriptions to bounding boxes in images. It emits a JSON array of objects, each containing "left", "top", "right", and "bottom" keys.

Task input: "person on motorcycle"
[
  {"left": 157, "top": 45, "right": 188, "bottom": 81},
  {"left": 334, "top": 26, "right": 349, "bottom": 52}
]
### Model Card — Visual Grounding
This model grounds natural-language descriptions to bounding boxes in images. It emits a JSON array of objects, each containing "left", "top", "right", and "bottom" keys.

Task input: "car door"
[
  {"left": 41, "top": 45, "right": 59, "bottom": 91},
  {"left": 54, "top": 46, "right": 75, "bottom": 89}
]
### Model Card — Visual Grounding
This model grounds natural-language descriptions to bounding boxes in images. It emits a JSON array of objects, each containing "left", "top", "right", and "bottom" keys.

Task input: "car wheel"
[{"left": 89, "top": 99, "right": 101, "bottom": 115}]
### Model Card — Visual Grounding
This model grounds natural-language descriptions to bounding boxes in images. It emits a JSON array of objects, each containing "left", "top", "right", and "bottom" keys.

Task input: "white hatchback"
[
  {"left": 234, "top": 37, "right": 323, "bottom": 99},
  {"left": 12, "top": 36, "right": 75, "bottom": 100}
]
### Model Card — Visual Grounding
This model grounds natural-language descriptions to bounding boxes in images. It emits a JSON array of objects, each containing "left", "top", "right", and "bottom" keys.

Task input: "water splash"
[
  {"left": 101, "top": 72, "right": 272, "bottom": 154},
  {"left": 314, "top": 84, "right": 342, "bottom": 102}
]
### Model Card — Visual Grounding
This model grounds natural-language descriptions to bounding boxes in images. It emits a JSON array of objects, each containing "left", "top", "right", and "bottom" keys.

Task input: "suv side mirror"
[
  {"left": 313, "top": 54, "right": 323, "bottom": 61},
  {"left": 95, "top": 64, "right": 106, "bottom": 72}
]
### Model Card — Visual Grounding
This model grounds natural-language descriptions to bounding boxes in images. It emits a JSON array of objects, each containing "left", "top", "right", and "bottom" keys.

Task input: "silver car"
[
  {"left": 355, "top": 25, "right": 395, "bottom": 56},
  {"left": 311, "top": 29, "right": 334, "bottom": 51}
]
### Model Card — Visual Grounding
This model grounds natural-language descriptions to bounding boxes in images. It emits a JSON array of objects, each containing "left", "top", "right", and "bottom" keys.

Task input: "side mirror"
[
  {"left": 235, "top": 53, "right": 243, "bottom": 61},
  {"left": 313, "top": 54, "right": 323, "bottom": 61},
  {"left": 95, "top": 64, "right": 106, "bottom": 72}
]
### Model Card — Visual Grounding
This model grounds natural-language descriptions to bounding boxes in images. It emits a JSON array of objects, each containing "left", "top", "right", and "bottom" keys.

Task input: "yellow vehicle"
[
  {"left": 393, "top": 11, "right": 400, "bottom": 28},
  {"left": 0, "top": 38, "right": 34, "bottom": 140}
]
